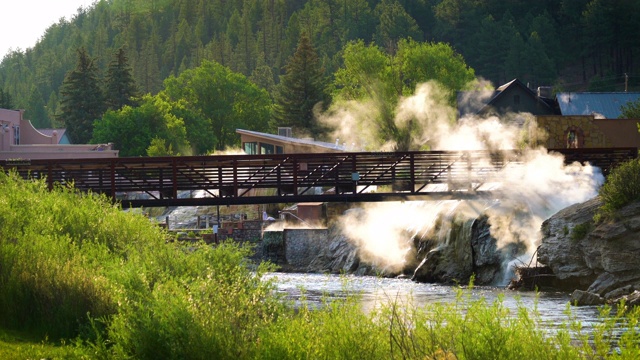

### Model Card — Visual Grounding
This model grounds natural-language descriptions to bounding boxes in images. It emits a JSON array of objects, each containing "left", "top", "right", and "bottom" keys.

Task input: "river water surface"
[{"left": 265, "top": 272, "right": 604, "bottom": 336}]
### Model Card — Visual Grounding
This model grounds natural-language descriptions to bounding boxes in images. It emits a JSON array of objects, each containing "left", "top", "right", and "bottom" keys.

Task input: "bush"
[
  {"left": 4, "top": 171, "right": 640, "bottom": 359},
  {"left": 598, "top": 157, "right": 640, "bottom": 220}
]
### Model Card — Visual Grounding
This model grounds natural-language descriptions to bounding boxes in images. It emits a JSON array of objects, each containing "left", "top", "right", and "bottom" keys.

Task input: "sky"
[{"left": 0, "top": 0, "right": 93, "bottom": 59}]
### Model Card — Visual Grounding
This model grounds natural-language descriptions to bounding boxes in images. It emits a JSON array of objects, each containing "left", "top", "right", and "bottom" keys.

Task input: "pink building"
[{"left": 0, "top": 108, "right": 118, "bottom": 160}]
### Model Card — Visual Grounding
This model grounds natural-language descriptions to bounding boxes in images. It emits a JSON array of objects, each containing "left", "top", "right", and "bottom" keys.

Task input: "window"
[
  {"left": 276, "top": 146, "right": 284, "bottom": 154},
  {"left": 244, "top": 142, "right": 257, "bottom": 154},
  {"left": 13, "top": 126, "right": 19, "bottom": 145},
  {"left": 260, "top": 143, "right": 275, "bottom": 154}
]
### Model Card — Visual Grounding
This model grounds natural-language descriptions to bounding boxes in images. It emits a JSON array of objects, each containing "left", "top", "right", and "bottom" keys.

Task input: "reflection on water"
[{"left": 264, "top": 272, "right": 603, "bottom": 335}]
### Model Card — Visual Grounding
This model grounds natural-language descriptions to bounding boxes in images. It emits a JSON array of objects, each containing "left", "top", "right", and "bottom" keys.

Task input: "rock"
[
  {"left": 538, "top": 197, "right": 640, "bottom": 298},
  {"left": 570, "top": 290, "right": 604, "bottom": 306},
  {"left": 609, "top": 290, "right": 640, "bottom": 307},
  {"left": 537, "top": 197, "right": 601, "bottom": 286}
]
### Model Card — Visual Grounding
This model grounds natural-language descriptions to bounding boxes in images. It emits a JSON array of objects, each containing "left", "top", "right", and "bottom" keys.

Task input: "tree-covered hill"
[{"left": 0, "top": 0, "right": 638, "bottom": 130}]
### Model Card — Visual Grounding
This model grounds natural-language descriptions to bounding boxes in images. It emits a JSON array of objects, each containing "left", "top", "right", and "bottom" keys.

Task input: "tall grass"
[{"left": 2, "top": 171, "right": 640, "bottom": 359}]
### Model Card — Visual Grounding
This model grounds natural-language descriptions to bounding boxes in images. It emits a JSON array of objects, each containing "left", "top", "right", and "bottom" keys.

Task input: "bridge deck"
[{"left": 1, "top": 148, "right": 635, "bottom": 207}]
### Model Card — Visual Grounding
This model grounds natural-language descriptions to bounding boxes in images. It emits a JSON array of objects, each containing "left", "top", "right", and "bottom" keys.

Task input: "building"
[
  {"left": 0, "top": 108, "right": 118, "bottom": 160},
  {"left": 536, "top": 115, "right": 640, "bottom": 149},
  {"left": 237, "top": 128, "right": 346, "bottom": 154},
  {"left": 458, "top": 79, "right": 558, "bottom": 118},
  {"left": 458, "top": 79, "right": 640, "bottom": 150},
  {"left": 556, "top": 92, "right": 640, "bottom": 119}
]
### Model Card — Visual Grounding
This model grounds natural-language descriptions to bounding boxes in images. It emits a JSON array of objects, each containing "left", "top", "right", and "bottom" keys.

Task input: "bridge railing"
[{"left": 0, "top": 147, "right": 636, "bottom": 207}]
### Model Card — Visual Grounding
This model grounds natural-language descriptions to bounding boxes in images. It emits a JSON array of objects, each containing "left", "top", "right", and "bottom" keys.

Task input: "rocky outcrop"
[
  {"left": 411, "top": 215, "right": 512, "bottom": 285},
  {"left": 538, "top": 197, "right": 640, "bottom": 304},
  {"left": 268, "top": 211, "right": 507, "bottom": 284}
]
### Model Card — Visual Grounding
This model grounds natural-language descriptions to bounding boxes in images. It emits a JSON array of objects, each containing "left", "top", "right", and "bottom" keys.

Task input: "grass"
[{"left": 2, "top": 171, "right": 640, "bottom": 359}]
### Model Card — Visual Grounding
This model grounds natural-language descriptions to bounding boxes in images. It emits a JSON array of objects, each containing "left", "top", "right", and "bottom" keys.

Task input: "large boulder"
[{"left": 538, "top": 197, "right": 640, "bottom": 301}]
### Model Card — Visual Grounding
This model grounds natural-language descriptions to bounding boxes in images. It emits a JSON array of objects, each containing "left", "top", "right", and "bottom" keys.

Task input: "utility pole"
[{"left": 625, "top": 73, "right": 628, "bottom": 92}]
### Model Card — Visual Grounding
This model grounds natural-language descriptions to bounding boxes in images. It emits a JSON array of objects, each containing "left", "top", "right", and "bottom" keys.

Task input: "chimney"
[{"left": 537, "top": 86, "right": 553, "bottom": 98}]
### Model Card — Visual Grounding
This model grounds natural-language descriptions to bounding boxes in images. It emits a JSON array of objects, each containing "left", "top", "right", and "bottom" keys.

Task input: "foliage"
[
  {"left": 146, "top": 137, "right": 176, "bottom": 156},
  {"left": 271, "top": 33, "right": 327, "bottom": 135},
  {"left": 373, "top": 0, "right": 422, "bottom": 52},
  {"left": 331, "top": 39, "right": 474, "bottom": 150},
  {"left": 622, "top": 98, "right": 640, "bottom": 118},
  {"left": 163, "top": 60, "right": 271, "bottom": 150},
  {"left": 597, "top": 157, "right": 640, "bottom": 220},
  {"left": 2, "top": 172, "right": 640, "bottom": 358},
  {"left": 0, "top": 88, "right": 13, "bottom": 109},
  {"left": 2, "top": 0, "right": 639, "bottom": 132},
  {"left": 104, "top": 47, "right": 139, "bottom": 111},
  {"left": 92, "top": 94, "right": 191, "bottom": 157},
  {"left": 59, "top": 47, "right": 105, "bottom": 144},
  {"left": 571, "top": 222, "right": 592, "bottom": 241}
]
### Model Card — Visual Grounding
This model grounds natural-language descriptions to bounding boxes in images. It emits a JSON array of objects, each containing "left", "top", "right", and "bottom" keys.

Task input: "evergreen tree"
[
  {"left": 271, "top": 33, "right": 326, "bottom": 134},
  {"left": 59, "top": 47, "right": 105, "bottom": 144},
  {"left": 0, "top": 88, "right": 14, "bottom": 109},
  {"left": 373, "top": 0, "right": 423, "bottom": 52},
  {"left": 105, "top": 47, "right": 139, "bottom": 111}
]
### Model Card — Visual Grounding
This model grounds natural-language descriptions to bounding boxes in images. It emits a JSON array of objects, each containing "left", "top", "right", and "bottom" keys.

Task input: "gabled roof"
[
  {"left": 556, "top": 92, "right": 640, "bottom": 119},
  {"left": 236, "top": 129, "right": 346, "bottom": 151},
  {"left": 457, "top": 79, "right": 556, "bottom": 117}
]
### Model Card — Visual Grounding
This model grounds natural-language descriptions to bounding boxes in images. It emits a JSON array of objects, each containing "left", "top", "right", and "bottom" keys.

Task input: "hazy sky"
[{"left": 1, "top": 0, "right": 93, "bottom": 58}]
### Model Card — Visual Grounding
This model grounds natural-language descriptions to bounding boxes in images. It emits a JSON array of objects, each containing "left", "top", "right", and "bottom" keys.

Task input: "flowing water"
[{"left": 264, "top": 272, "right": 604, "bottom": 335}]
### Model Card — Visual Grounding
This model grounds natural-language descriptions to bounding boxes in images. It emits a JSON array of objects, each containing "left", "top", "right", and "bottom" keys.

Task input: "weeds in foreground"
[{"left": 2, "top": 171, "right": 640, "bottom": 359}]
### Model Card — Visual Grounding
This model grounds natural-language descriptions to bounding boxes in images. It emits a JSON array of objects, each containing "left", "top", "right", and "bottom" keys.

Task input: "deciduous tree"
[{"left": 163, "top": 60, "right": 271, "bottom": 150}]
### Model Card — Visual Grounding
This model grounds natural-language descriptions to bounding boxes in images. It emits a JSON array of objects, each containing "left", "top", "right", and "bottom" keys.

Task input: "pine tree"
[
  {"left": 0, "top": 88, "right": 14, "bottom": 109},
  {"left": 105, "top": 47, "right": 139, "bottom": 110},
  {"left": 59, "top": 47, "right": 105, "bottom": 144},
  {"left": 271, "top": 33, "right": 326, "bottom": 134}
]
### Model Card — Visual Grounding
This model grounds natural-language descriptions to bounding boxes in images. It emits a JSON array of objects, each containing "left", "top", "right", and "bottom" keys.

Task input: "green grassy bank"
[{"left": 1, "top": 171, "right": 639, "bottom": 359}]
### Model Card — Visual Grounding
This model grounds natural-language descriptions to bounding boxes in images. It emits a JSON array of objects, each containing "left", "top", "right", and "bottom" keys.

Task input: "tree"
[
  {"left": 0, "top": 88, "right": 14, "bottom": 109},
  {"left": 104, "top": 47, "right": 139, "bottom": 111},
  {"left": 332, "top": 39, "right": 475, "bottom": 150},
  {"left": 271, "top": 33, "right": 326, "bottom": 135},
  {"left": 373, "top": 0, "right": 423, "bottom": 52},
  {"left": 163, "top": 60, "right": 271, "bottom": 150},
  {"left": 59, "top": 47, "right": 105, "bottom": 144},
  {"left": 622, "top": 98, "right": 640, "bottom": 119},
  {"left": 92, "top": 94, "right": 190, "bottom": 157}
]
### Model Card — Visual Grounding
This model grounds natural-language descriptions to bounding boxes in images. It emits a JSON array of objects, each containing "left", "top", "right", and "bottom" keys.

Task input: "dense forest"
[{"left": 0, "top": 0, "right": 638, "bottom": 153}]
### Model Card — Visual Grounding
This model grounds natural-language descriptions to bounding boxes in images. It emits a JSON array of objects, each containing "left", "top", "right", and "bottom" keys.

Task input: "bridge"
[{"left": 1, "top": 147, "right": 635, "bottom": 208}]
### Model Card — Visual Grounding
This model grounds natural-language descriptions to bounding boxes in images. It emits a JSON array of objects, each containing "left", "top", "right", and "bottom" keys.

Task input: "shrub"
[
  {"left": 598, "top": 157, "right": 640, "bottom": 220},
  {"left": 571, "top": 222, "right": 592, "bottom": 241}
]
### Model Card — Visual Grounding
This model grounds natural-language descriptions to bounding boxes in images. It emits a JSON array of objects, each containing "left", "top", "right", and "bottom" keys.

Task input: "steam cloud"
[{"left": 324, "top": 81, "right": 604, "bottom": 279}]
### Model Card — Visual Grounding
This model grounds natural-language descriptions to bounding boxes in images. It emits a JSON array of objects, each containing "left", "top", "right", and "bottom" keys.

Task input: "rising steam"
[{"left": 323, "top": 80, "right": 604, "bottom": 278}]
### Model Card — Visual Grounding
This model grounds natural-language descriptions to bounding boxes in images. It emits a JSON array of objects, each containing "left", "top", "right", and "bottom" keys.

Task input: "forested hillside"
[{"left": 0, "top": 0, "right": 638, "bottom": 144}]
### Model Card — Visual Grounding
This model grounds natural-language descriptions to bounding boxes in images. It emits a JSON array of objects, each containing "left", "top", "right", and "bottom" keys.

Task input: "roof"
[
  {"left": 236, "top": 129, "right": 346, "bottom": 151},
  {"left": 37, "top": 128, "right": 67, "bottom": 143},
  {"left": 556, "top": 92, "right": 640, "bottom": 119},
  {"left": 457, "top": 79, "right": 556, "bottom": 117}
]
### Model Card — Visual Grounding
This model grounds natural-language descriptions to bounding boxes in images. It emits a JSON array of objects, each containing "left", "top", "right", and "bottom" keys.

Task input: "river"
[{"left": 264, "top": 272, "right": 604, "bottom": 335}]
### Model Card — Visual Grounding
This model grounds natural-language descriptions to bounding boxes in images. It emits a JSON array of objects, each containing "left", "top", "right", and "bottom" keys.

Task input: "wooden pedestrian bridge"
[{"left": 1, "top": 147, "right": 635, "bottom": 208}]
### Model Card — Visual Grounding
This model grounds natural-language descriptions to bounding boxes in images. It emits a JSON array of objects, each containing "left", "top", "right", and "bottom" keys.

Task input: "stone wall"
[
  {"left": 536, "top": 115, "right": 611, "bottom": 148},
  {"left": 283, "top": 229, "right": 331, "bottom": 269}
]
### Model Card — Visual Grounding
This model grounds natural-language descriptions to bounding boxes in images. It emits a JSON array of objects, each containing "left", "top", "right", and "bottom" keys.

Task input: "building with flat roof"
[
  {"left": 237, "top": 127, "right": 346, "bottom": 154},
  {"left": 0, "top": 108, "right": 118, "bottom": 160}
]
